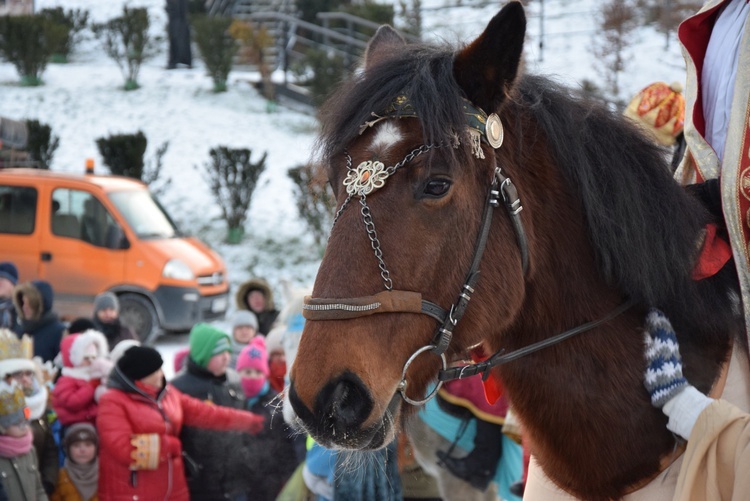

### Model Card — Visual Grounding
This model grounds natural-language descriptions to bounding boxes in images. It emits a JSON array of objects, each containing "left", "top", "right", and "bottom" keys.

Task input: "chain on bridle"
[{"left": 303, "top": 95, "right": 632, "bottom": 406}]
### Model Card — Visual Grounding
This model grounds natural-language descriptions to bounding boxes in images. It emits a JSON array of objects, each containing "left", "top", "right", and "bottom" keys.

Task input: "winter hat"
[
  {"left": 93, "top": 292, "right": 119, "bottom": 314},
  {"left": 232, "top": 310, "right": 258, "bottom": 331},
  {"left": 0, "top": 262, "right": 18, "bottom": 286},
  {"left": 31, "top": 280, "right": 54, "bottom": 314},
  {"left": 63, "top": 422, "right": 98, "bottom": 454},
  {"left": 624, "top": 81, "right": 685, "bottom": 146},
  {"left": 117, "top": 346, "right": 163, "bottom": 381},
  {"left": 0, "top": 329, "right": 35, "bottom": 378},
  {"left": 13, "top": 282, "right": 49, "bottom": 321},
  {"left": 236, "top": 336, "right": 269, "bottom": 377},
  {"left": 68, "top": 317, "right": 96, "bottom": 335},
  {"left": 265, "top": 326, "right": 284, "bottom": 355},
  {"left": 110, "top": 339, "right": 140, "bottom": 366},
  {"left": 0, "top": 380, "right": 28, "bottom": 430},
  {"left": 60, "top": 330, "right": 109, "bottom": 368},
  {"left": 173, "top": 347, "right": 189, "bottom": 374},
  {"left": 189, "top": 323, "right": 231, "bottom": 368}
]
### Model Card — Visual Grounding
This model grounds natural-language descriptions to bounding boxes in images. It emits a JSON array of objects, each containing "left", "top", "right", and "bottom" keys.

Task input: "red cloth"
[
  {"left": 441, "top": 376, "right": 508, "bottom": 423},
  {"left": 468, "top": 347, "right": 505, "bottom": 405},
  {"left": 51, "top": 376, "right": 98, "bottom": 426},
  {"left": 97, "top": 384, "right": 265, "bottom": 500},
  {"left": 692, "top": 223, "right": 733, "bottom": 280}
]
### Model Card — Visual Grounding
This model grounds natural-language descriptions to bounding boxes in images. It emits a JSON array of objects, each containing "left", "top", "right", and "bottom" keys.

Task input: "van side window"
[
  {"left": 51, "top": 189, "right": 123, "bottom": 249},
  {"left": 0, "top": 185, "right": 37, "bottom": 235}
]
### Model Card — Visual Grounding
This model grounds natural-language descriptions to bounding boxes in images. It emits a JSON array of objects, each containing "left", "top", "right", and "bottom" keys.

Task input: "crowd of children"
[{"left": 0, "top": 262, "right": 303, "bottom": 500}]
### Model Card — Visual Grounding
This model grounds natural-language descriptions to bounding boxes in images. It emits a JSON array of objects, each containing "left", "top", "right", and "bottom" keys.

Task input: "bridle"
[{"left": 302, "top": 96, "right": 633, "bottom": 406}]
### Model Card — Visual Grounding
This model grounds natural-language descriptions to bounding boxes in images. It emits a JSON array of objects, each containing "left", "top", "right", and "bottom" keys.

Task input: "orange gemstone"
[{"left": 361, "top": 171, "right": 371, "bottom": 182}]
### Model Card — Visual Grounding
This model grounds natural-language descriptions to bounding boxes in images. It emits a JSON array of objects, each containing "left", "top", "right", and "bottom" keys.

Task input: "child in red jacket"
[{"left": 52, "top": 330, "right": 113, "bottom": 427}]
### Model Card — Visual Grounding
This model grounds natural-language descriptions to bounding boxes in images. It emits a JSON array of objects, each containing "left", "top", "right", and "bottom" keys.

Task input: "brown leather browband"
[{"left": 302, "top": 290, "right": 424, "bottom": 320}]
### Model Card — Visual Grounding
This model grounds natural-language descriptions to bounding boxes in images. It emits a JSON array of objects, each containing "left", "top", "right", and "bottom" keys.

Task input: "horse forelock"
[{"left": 316, "top": 44, "right": 470, "bottom": 168}]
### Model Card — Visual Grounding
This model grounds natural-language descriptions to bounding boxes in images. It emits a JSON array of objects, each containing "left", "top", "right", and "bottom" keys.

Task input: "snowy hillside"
[{"left": 0, "top": 0, "right": 689, "bottom": 372}]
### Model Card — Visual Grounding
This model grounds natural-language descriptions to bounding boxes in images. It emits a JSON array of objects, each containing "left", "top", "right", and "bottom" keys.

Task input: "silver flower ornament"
[{"left": 344, "top": 160, "right": 390, "bottom": 196}]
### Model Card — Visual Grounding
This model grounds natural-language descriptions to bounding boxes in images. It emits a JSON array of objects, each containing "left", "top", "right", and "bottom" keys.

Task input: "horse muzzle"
[{"left": 287, "top": 371, "right": 400, "bottom": 450}]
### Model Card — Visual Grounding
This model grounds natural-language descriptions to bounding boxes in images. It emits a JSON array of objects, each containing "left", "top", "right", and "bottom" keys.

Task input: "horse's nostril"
[{"left": 317, "top": 372, "right": 374, "bottom": 432}]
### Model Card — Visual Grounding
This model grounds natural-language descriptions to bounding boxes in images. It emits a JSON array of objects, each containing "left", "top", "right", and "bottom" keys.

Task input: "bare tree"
[
  {"left": 593, "top": 0, "right": 638, "bottom": 100},
  {"left": 635, "top": 0, "right": 701, "bottom": 48}
]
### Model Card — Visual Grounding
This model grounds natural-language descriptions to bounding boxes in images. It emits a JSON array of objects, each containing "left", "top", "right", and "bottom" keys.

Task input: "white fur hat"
[{"left": 61, "top": 329, "right": 109, "bottom": 368}]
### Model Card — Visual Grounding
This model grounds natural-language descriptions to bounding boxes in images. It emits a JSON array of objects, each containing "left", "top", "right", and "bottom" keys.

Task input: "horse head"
[
  {"left": 287, "top": 1, "right": 528, "bottom": 449},
  {"left": 285, "top": 1, "right": 742, "bottom": 498}
]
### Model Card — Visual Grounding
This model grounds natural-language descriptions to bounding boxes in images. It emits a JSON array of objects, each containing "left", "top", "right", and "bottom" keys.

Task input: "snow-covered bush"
[
  {"left": 26, "top": 120, "right": 59, "bottom": 170},
  {"left": 96, "top": 131, "right": 148, "bottom": 179},
  {"left": 0, "top": 14, "right": 61, "bottom": 86},
  {"left": 39, "top": 7, "right": 89, "bottom": 63},
  {"left": 201, "top": 146, "right": 267, "bottom": 243},
  {"left": 287, "top": 163, "right": 335, "bottom": 249},
  {"left": 192, "top": 15, "right": 237, "bottom": 93},
  {"left": 93, "top": 7, "right": 158, "bottom": 91}
]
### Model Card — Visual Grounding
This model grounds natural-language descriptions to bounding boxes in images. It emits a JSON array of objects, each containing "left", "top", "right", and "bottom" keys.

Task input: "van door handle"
[{"left": 40, "top": 252, "right": 52, "bottom": 262}]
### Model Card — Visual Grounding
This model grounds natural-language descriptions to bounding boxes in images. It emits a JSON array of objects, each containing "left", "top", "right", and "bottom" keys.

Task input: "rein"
[{"left": 303, "top": 96, "right": 632, "bottom": 406}]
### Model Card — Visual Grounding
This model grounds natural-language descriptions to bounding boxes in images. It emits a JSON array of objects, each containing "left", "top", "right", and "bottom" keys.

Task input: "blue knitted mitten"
[{"left": 644, "top": 309, "right": 688, "bottom": 408}]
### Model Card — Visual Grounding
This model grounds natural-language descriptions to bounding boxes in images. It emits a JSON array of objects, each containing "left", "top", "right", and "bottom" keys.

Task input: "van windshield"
[{"left": 108, "top": 190, "right": 177, "bottom": 239}]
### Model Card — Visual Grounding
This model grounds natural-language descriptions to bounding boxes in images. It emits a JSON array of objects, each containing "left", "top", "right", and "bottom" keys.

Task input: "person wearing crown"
[
  {"left": 0, "top": 328, "right": 59, "bottom": 496},
  {"left": 0, "top": 379, "right": 47, "bottom": 499}
]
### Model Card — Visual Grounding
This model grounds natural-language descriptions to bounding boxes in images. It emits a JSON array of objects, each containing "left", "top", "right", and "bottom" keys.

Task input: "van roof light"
[{"left": 85, "top": 158, "right": 95, "bottom": 174}]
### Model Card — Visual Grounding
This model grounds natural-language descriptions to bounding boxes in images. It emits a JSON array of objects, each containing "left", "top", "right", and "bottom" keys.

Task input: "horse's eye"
[{"left": 423, "top": 179, "right": 451, "bottom": 197}]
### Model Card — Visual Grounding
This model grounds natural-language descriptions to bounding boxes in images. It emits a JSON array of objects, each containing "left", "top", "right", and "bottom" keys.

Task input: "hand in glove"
[
  {"left": 245, "top": 412, "right": 265, "bottom": 435},
  {"left": 644, "top": 308, "right": 713, "bottom": 439},
  {"left": 643, "top": 308, "right": 688, "bottom": 408},
  {"left": 162, "top": 435, "right": 182, "bottom": 457}
]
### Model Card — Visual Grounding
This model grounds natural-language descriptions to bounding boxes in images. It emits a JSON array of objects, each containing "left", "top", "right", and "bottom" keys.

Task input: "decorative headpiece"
[
  {"left": 0, "top": 329, "right": 35, "bottom": 378},
  {"left": 359, "top": 95, "right": 504, "bottom": 159}
]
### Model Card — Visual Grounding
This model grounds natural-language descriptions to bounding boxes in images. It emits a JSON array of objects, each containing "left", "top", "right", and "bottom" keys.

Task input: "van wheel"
[{"left": 118, "top": 293, "right": 161, "bottom": 345}]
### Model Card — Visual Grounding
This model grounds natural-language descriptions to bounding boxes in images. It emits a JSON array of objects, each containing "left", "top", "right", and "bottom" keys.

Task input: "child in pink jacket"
[{"left": 52, "top": 329, "right": 113, "bottom": 426}]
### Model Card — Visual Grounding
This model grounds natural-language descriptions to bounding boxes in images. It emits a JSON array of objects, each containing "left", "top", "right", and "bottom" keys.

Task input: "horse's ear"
[
  {"left": 453, "top": 1, "right": 526, "bottom": 112},
  {"left": 364, "top": 25, "right": 406, "bottom": 71}
]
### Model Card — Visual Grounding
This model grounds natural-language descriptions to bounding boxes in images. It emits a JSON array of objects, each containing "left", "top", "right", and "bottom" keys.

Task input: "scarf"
[
  {"left": 66, "top": 458, "right": 99, "bottom": 501},
  {"left": 243, "top": 379, "right": 269, "bottom": 404},
  {"left": 61, "top": 366, "right": 93, "bottom": 381},
  {"left": 25, "top": 383, "right": 48, "bottom": 421},
  {"left": 20, "top": 310, "right": 58, "bottom": 334},
  {"left": 135, "top": 379, "right": 163, "bottom": 398},
  {"left": 0, "top": 429, "right": 33, "bottom": 458}
]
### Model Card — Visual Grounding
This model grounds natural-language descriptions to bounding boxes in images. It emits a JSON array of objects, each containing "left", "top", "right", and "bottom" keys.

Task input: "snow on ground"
[{"left": 0, "top": 0, "right": 689, "bottom": 369}]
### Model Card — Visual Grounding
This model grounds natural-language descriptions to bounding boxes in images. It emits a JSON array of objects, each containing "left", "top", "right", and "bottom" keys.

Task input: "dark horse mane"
[
  {"left": 514, "top": 75, "right": 741, "bottom": 346},
  {"left": 318, "top": 40, "right": 742, "bottom": 354}
]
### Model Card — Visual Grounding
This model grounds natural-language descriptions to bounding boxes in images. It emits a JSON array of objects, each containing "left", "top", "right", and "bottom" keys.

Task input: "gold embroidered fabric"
[{"left": 130, "top": 433, "right": 160, "bottom": 470}]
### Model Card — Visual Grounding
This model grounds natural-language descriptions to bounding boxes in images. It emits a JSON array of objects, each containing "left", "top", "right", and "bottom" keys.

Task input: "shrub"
[
  {"left": 142, "top": 141, "right": 172, "bottom": 197},
  {"left": 192, "top": 15, "right": 238, "bottom": 93},
  {"left": 0, "top": 15, "right": 60, "bottom": 86},
  {"left": 288, "top": 163, "right": 336, "bottom": 248},
  {"left": 229, "top": 20, "right": 275, "bottom": 100},
  {"left": 296, "top": 48, "right": 347, "bottom": 108},
  {"left": 93, "top": 7, "right": 158, "bottom": 91},
  {"left": 39, "top": 7, "right": 89, "bottom": 62},
  {"left": 96, "top": 131, "right": 148, "bottom": 180},
  {"left": 201, "top": 147, "right": 267, "bottom": 243},
  {"left": 25, "top": 120, "right": 60, "bottom": 170}
]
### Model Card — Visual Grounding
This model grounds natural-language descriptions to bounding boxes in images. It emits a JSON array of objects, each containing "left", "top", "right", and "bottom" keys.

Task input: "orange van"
[{"left": 0, "top": 168, "right": 229, "bottom": 343}]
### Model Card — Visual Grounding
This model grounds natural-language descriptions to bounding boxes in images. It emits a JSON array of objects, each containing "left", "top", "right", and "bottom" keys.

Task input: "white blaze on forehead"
[{"left": 369, "top": 121, "right": 404, "bottom": 154}]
